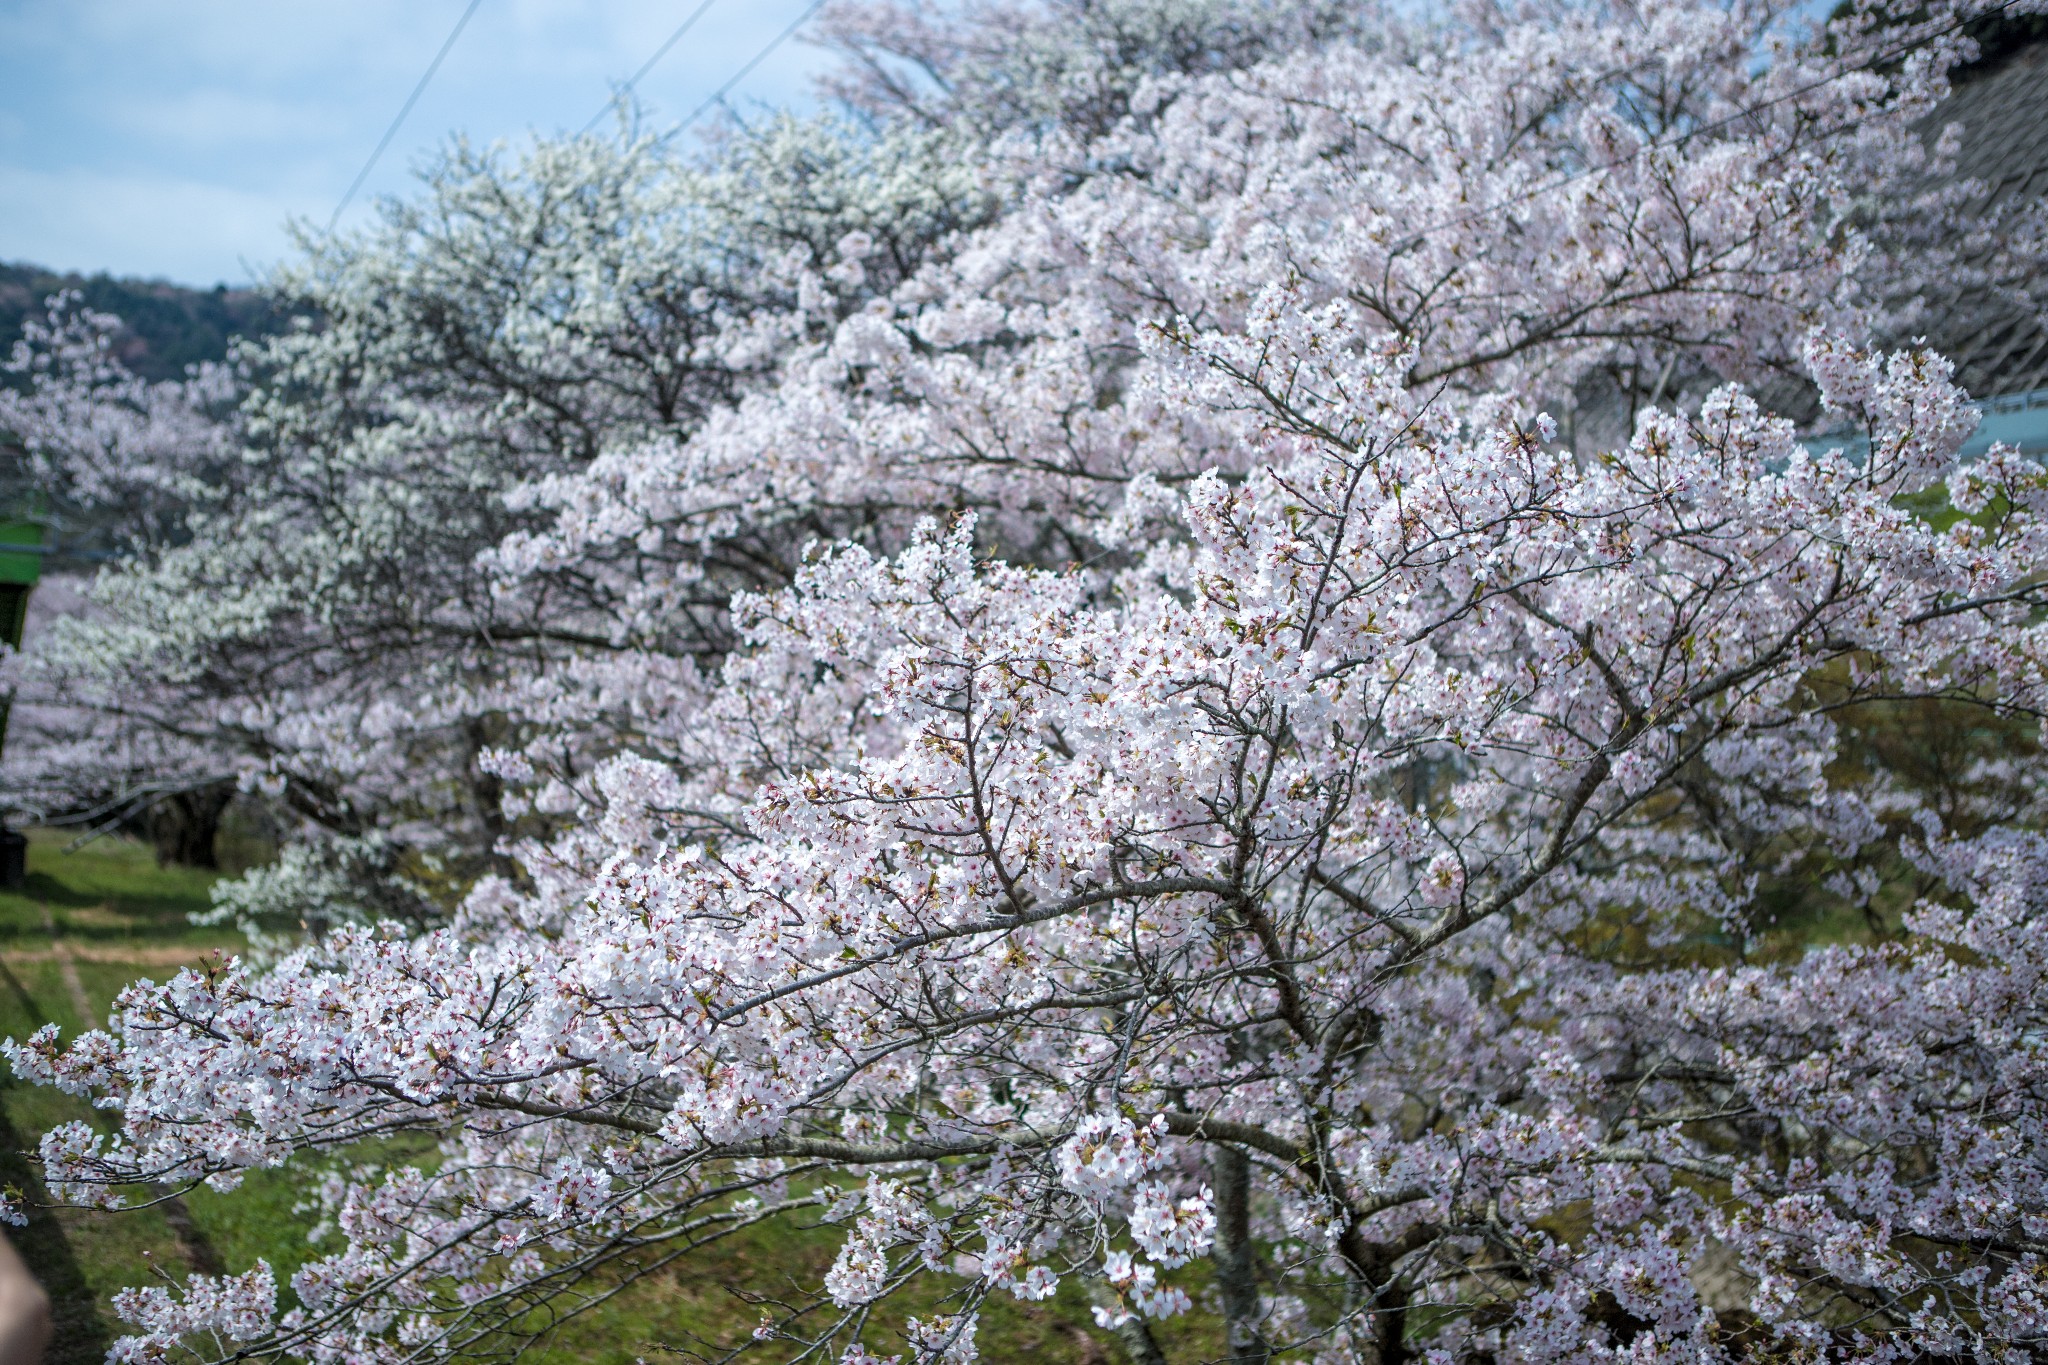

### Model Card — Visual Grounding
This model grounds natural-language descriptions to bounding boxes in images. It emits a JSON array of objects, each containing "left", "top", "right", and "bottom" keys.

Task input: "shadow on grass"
[
  {"left": 0, "top": 957, "right": 113, "bottom": 1364},
  {"left": 0, "top": 1091, "right": 113, "bottom": 1365},
  {"left": 0, "top": 832, "right": 225, "bottom": 948},
  {"left": 11, "top": 873, "right": 105, "bottom": 913}
]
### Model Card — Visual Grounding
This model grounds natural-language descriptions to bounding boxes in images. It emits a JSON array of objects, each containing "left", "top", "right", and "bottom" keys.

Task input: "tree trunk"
[
  {"left": 1083, "top": 1270, "right": 1171, "bottom": 1365},
  {"left": 1339, "top": 1222, "right": 1433, "bottom": 1365},
  {"left": 146, "top": 783, "right": 233, "bottom": 869},
  {"left": 1210, "top": 1144, "right": 1272, "bottom": 1365},
  {"left": 1363, "top": 1285, "right": 1410, "bottom": 1365}
]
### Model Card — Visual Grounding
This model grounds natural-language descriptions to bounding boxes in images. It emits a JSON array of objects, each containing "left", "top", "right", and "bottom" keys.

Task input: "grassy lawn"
[{"left": 0, "top": 829, "right": 1136, "bottom": 1365}]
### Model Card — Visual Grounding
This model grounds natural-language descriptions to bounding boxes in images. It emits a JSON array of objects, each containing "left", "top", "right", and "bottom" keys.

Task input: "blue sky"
[{"left": 0, "top": 1, "right": 831, "bottom": 286}]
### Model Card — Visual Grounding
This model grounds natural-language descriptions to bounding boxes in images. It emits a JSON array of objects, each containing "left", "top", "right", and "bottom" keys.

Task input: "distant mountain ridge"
[{"left": 0, "top": 262, "right": 276, "bottom": 383}]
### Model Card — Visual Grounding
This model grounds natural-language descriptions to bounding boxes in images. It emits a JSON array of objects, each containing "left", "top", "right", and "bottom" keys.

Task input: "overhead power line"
[
  {"left": 329, "top": 0, "right": 485, "bottom": 233},
  {"left": 581, "top": 0, "right": 722, "bottom": 135},
  {"left": 678, "top": 0, "right": 830, "bottom": 132}
]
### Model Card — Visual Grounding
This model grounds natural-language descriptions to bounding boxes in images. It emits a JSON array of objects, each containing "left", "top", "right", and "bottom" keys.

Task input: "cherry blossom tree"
[
  {"left": 0, "top": 298, "right": 244, "bottom": 855},
  {"left": 8, "top": 0, "right": 2048, "bottom": 1362},
  {"left": 1, "top": 115, "right": 992, "bottom": 892},
  {"left": 487, "top": 0, "right": 2048, "bottom": 803}
]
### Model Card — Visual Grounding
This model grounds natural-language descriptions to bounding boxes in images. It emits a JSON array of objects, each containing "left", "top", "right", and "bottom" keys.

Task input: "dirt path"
[
  {"left": 0, "top": 943, "right": 228, "bottom": 967},
  {"left": 35, "top": 903, "right": 224, "bottom": 1277},
  {"left": 35, "top": 906, "right": 95, "bottom": 1036}
]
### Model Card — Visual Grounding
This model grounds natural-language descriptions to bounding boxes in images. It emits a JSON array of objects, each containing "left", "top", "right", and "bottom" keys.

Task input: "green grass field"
[{"left": 0, "top": 829, "right": 1146, "bottom": 1365}]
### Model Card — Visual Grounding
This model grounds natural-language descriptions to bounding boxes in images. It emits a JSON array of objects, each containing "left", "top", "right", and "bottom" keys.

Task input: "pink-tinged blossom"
[
  {"left": 1127, "top": 1181, "right": 1217, "bottom": 1269},
  {"left": 1057, "top": 1114, "right": 1169, "bottom": 1199},
  {"left": 109, "top": 1263, "right": 277, "bottom": 1365}
]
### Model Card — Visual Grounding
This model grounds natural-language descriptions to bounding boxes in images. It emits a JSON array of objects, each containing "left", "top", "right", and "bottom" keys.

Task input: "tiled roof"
[{"left": 1919, "top": 37, "right": 2048, "bottom": 400}]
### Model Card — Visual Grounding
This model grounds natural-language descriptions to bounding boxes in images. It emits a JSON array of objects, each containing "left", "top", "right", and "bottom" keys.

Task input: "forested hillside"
[{"left": 0, "top": 263, "right": 273, "bottom": 383}]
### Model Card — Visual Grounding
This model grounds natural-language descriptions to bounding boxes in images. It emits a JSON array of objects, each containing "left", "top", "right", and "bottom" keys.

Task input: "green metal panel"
[
  {"left": 0, "top": 521, "right": 42, "bottom": 588},
  {"left": 0, "top": 584, "right": 26, "bottom": 652}
]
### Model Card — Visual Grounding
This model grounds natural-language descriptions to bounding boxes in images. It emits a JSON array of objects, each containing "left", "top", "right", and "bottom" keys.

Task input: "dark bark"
[
  {"left": 1337, "top": 1222, "right": 1437, "bottom": 1365},
  {"left": 1210, "top": 1144, "right": 1272, "bottom": 1365},
  {"left": 146, "top": 782, "right": 233, "bottom": 868},
  {"left": 1084, "top": 1270, "right": 1170, "bottom": 1365}
]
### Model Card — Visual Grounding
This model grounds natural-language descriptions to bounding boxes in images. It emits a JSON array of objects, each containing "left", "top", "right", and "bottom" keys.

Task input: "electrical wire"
[
  {"left": 581, "top": 0, "right": 722, "bottom": 135},
  {"left": 328, "top": 0, "right": 485, "bottom": 233},
  {"left": 677, "top": 0, "right": 829, "bottom": 132}
]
